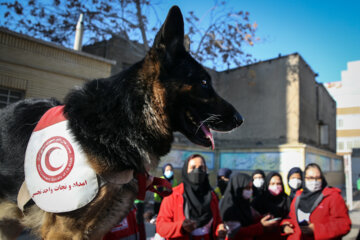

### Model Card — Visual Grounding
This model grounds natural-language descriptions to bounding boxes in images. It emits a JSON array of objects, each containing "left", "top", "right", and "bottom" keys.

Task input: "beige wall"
[{"left": 0, "top": 29, "right": 114, "bottom": 101}]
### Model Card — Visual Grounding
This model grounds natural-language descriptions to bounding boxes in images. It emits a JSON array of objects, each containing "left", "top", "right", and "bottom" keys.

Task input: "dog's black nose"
[{"left": 233, "top": 112, "right": 243, "bottom": 127}]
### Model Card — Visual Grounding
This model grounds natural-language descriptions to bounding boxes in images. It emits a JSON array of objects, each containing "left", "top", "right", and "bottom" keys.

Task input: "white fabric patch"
[
  {"left": 110, "top": 218, "right": 129, "bottom": 232},
  {"left": 297, "top": 209, "right": 310, "bottom": 222},
  {"left": 24, "top": 120, "right": 98, "bottom": 213}
]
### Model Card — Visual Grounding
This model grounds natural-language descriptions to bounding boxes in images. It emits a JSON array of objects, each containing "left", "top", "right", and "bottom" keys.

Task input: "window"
[
  {"left": 0, "top": 87, "right": 24, "bottom": 108},
  {"left": 337, "top": 119, "right": 343, "bottom": 128},
  {"left": 320, "top": 124, "right": 329, "bottom": 145},
  {"left": 337, "top": 141, "right": 344, "bottom": 151},
  {"left": 354, "top": 139, "right": 360, "bottom": 148}
]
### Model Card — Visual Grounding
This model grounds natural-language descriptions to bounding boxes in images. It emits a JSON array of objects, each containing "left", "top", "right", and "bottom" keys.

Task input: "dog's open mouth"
[
  {"left": 178, "top": 110, "right": 216, "bottom": 150},
  {"left": 200, "top": 124, "right": 215, "bottom": 150}
]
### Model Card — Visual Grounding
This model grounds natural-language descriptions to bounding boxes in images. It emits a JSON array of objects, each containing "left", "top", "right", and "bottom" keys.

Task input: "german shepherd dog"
[{"left": 0, "top": 6, "right": 242, "bottom": 240}]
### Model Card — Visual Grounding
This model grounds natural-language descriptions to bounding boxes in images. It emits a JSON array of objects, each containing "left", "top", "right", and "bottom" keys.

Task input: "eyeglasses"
[{"left": 305, "top": 176, "right": 322, "bottom": 181}]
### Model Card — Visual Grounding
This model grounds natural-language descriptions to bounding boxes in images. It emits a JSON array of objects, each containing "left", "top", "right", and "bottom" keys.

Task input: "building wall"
[
  {"left": 213, "top": 56, "right": 290, "bottom": 147},
  {"left": 299, "top": 56, "right": 318, "bottom": 146},
  {"left": 83, "top": 36, "right": 146, "bottom": 75},
  {"left": 317, "top": 84, "right": 337, "bottom": 151},
  {"left": 0, "top": 29, "right": 113, "bottom": 102},
  {"left": 325, "top": 60, "right": 360, "bottom": 154},
  {"left": 336, "top": 107, "right": 360, "bottom": 153}
]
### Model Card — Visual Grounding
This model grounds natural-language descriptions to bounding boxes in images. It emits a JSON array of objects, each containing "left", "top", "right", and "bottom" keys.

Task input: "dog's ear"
[{"left": 153, "top": 6, "right": 185, "bottom": 53}]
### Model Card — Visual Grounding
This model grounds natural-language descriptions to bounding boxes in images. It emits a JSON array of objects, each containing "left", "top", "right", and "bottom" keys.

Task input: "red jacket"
[
  {"left": 156, "top": 183, "right": 222, "bottom": 240},
  {"left": 103, "top": 208, "right": 139, "bottom": 240},
  {"left": 283, "top": 187, "right": 351, "bottom": 240},
  {"left": 227, "top": 215, "right": 285, "bottom": 240},
  {"left": 227, "top": 222, "right": 264, "bottom": 240}
]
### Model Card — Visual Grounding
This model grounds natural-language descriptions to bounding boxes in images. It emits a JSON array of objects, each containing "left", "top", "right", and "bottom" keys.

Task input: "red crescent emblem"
[
  {"left": 44, "top": 147, "right": 63, "bottom": 171},
  {"left": 36, "top": 136, "right": 75, "bottom": 183}
]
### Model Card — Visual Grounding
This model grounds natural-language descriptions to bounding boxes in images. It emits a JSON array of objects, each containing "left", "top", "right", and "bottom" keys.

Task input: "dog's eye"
[{"left": 201, "top": 80, "right": 208, "bottom": 86}]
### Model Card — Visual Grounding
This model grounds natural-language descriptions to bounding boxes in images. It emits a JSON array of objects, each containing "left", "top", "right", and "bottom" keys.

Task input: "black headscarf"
[
  {"left": 298, "top": 163, "right": 328, "bottom": 213},
  {"left": 220, "top": 173, "right": 253, "bottom": 227},
  {"left": 251, "top": 172, "right": 290, "bottom": 218},
  {"left": 182, "top": 154, "right": 212, "bottom": 228},
  {"left": 287, "top": 167, "right": 303, "bottom": 201},
  {"left": 217, "top": 168, "right": 232, "bottom": 195},
  {"left": 251, "top": 169, "right": 266, "bottom": 198}
]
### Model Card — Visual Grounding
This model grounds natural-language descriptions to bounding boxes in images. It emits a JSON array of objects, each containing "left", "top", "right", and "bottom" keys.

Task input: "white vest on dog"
[{"left": 24, "top": 106, "right": 99, "bottom": 213}]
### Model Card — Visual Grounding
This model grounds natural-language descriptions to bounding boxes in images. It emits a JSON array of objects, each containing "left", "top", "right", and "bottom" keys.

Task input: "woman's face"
[
  {"left": 164, "top": 165, "right": 173, "bottom": 172},
  {"left": 269, "top": 175, "right": 282, "bottom": 187},
  {"left": 305, "top": 167, "right": 321, "bottom": 182},
  {"left": 253, "top": 173, "right": 263, "bottom": 180},
  {"left": 289, "top": 172, "right": 301, "bottom": 180},
  {"left": 187, "top": 157, "right": 206, "bottom": 173}
]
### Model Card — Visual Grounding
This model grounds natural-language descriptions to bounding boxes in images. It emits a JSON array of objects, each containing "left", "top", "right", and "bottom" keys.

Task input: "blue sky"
[{"left": 157, "top": 0, "right": 360, "bottom": 83}]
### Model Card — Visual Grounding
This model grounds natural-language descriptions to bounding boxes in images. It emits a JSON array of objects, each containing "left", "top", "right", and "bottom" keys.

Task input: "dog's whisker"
[{"left": 195, "top": 114, "right": 221, "bottom": 134}]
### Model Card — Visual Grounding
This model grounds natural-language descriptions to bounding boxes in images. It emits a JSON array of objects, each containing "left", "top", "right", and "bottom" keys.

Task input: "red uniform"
[
  {"left": 103, "top": 208, "right": 139, "bottom": 240},
  {"left": 226, "top": 221, "right": 264, "bottom": 240},
  {"left": 284, "top": 187, "right": 351, "bottom": 240},
  {"left": 156, "top": 183, "right": 222, "bottom": 240}
]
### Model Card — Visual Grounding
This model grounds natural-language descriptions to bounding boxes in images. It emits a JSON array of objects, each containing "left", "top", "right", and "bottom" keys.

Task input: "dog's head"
[{"left": 149, "top": 6, "right": 243, "bottom": 149}]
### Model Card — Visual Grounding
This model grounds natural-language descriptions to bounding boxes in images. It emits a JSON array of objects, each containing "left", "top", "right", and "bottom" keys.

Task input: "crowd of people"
[{"left": 105, "top": 154, "right": 353, "bottom": 240}]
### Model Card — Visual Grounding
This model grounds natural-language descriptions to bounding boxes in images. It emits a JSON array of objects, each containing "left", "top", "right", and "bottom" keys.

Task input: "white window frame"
[{"left": 0, "top": 87, "right": 24, "bottom": 108}]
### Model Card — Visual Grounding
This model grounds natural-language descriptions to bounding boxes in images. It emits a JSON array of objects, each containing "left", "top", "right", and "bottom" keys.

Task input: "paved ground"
[
  {"left": 344, "top": 191, "right": 360, "bottom": 240},
  {"left": 344, "top": 202, "right": 360, "bottom": 240}
]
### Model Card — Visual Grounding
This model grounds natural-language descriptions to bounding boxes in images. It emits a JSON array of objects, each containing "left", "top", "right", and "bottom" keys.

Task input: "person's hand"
[
  {"left": 260, "top": 215, "right": 280, "bottom": 232},
  {"left": 217, "top": 223, "right": 227, "bottom": 239},
  {"left": 146, "top": 175, "right": 154, "bottom": 188},
  {"left": 281, "top": 221, "right": 294, "bottom": 235},
  {"left": 182, "top": 219, "right": 196, "bottom": 233},
  {"left": 300, "top": 223, "right": 314, "bottom": 235}
]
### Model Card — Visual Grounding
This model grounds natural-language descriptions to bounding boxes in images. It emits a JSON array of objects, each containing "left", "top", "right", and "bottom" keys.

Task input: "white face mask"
[
  {"left": 289, "top": 178, "right": 302, "bottom": 190},
  {"left": 242, "top": 189, "right": 253, "bottom": 199},
  {"left": 305, "top": 180, "right": 322, "bottom": 192},
  {"left": 253, "top": 178, "right": 264, "bottom": 188},
  {"left": 268, "top": 185, "right": 283, "bottom": 196}
]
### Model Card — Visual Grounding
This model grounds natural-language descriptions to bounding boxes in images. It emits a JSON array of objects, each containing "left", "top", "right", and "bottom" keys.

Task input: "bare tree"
[
  {"left": 0, "top": 0, "right": 258, "bottom": 70},
  {"left": 185, "top": 1, "right": 258, "bottom": 69}
]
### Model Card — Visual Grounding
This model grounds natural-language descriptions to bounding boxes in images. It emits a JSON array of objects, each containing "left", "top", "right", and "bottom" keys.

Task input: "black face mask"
[
  {"left": 188, "top": 168, "right": 207, "bottom": 185},
  {"left": 218, "top": 179, "right": 228, "bottom": 195}
]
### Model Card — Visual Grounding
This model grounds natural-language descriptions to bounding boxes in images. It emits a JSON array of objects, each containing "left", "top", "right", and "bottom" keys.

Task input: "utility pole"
[{"left": 74, "top": 13, "right": 84, "bottom": 51}]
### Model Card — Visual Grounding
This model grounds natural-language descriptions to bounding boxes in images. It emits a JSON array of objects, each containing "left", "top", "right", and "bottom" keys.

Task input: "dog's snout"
[{"left": 233, "top": 112, "right": 243, "bottom": 127}]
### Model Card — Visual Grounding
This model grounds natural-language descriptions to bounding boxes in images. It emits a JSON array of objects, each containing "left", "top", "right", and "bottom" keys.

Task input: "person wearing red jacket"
[
  {"left": 156, "top": 154, "right": 227, "bottom": 240},
  {"left": 282, "top": 163, "right": 351, "bottom": 240},
  {"left": 219, "top": 172, "right": 280, "bottom": 240}
]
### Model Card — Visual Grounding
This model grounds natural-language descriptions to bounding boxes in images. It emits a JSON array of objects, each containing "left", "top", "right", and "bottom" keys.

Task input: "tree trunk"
[{"left": 134, "top": 0, "right": 149, "bottom": 51}]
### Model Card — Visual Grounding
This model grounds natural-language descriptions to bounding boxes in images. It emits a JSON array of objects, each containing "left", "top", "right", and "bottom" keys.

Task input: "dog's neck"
[{"left": 63, "top": 58, "right": 173, "bottom": 173}]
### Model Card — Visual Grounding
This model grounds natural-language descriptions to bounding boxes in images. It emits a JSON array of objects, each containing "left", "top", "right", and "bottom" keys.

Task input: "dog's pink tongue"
[{"left": 200, "top": 125, "right": 215, "bottom": 150}]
